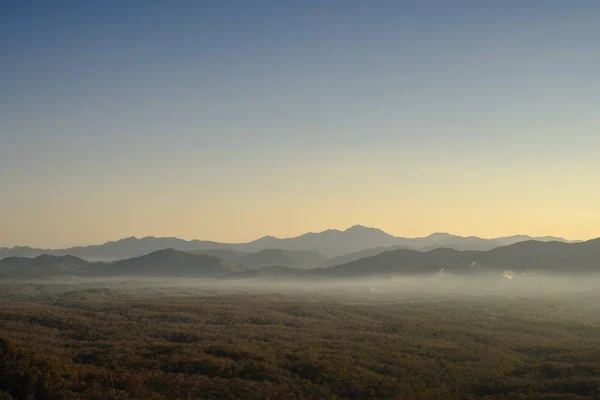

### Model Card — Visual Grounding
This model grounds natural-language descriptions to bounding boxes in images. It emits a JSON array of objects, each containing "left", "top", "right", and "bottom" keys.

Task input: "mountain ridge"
[
  {"left": 1, "top": 238, "right": 600, "bottom": 280},
  {"left": 303, "top": 238, "right": 600, "bottom": 279},
  {"left": 0, "top": 225, "right": 580, "bottom": 261}
]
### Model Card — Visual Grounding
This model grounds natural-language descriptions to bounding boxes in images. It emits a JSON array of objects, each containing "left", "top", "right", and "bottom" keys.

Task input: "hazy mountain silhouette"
[
  {"left": 185, "top": 249, "right": 246, "bottom": 264},
  {"left": 0, "top": 255, "right": 95, "bottom": 279},
  {"left": 190, "top": 249, "right": 326, "bottom": 270},
  {"left": 0, "top": 246, "right": 50, "bottom": 259},
  {"left": 0, "top": 225, "right": 576, "bottom": 261},
  {"left": 304, "top": 238, "right": 600, "bottom": 279},
  {"left": 493, "top": 235, "right": 580, "bottom": 246},
  {"left": 1, "top": 225, "right": 399, "bottom": 260},
  {"left": 237, "top": 249, "right": 326, "bottom": 269},
  {"left": 1, "top": 239, "right": 600, "bottom": 280},
  {"left": 319, "top": 245, "right": 409, "bottom": 267},
  {"left": 305, "top": 248, "right": 476, "bottom": 278},
  {"left": 478, "top": 239, "right": 600, "bottom": 272},
  {"left": 0, "top": 249, "right": 244, "bottom": 279},
  {"left": 0, "top": 237, "right": 235, "bottom": 262},
  {"left": 107, "top": 249, "right": 245, "bottom": 277},
  {"left": 406, "top": 233, "right": 503, "bottom": 251},
  {"left": 241, "top": 225, "right": 400, "bottom": 256}
]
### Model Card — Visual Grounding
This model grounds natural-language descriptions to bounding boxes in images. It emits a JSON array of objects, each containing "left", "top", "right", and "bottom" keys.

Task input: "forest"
[{"left": 1, "top": 283, "right": 600, "bottom": 399}]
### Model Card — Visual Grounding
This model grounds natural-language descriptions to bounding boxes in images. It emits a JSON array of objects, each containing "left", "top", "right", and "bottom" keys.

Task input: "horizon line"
[{"left": 2, "top": 224, "right": 593, "bottom": 250}]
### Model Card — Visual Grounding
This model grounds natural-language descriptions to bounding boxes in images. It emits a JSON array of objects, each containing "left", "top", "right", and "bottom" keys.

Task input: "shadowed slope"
[
  {"left": 304, "top": 239, "right": 600, "bottom": 279},
  {"left": 0, "top": 255, "right": 96, "bottom": 278},
  {"left": 108, "top": 249, "right": 245, "bottom": 277}
]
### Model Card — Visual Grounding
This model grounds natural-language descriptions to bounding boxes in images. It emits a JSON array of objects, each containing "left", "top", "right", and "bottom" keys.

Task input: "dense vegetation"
[{"left": 2, "top": 284, "right": 600, "bottom": 399}]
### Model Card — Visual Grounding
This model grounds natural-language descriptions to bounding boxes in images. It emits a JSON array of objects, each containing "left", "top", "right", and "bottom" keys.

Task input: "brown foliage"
[{"left": 1, "top": 288, "right": 600, "bottom": 399}]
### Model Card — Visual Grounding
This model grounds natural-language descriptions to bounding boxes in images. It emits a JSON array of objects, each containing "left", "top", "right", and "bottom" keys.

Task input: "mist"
[{"left": 5, "top": 270, "right": 600, "bottom": 301}]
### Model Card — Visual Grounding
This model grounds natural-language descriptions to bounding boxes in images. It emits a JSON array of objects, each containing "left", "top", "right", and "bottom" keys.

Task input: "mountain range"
[
  {"left": 0, "top": 249, "right": 244, "bottom": 279},
  {"left": 2, "top": 238, "right": 600, "bottom": 281},
  {"left": 0, "top": 225, "right": 577, "bottom": 261},
  {"left": 305, "top": 239, "right": 600, "bottom": 279},
  {"left": 0, "top": 248, "right": 325, "bottom": 279}
]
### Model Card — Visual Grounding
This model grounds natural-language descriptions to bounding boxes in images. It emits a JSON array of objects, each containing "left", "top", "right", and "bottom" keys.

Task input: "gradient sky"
[{"left": 2, "top": 1, "right": 600, "bottom": 248}]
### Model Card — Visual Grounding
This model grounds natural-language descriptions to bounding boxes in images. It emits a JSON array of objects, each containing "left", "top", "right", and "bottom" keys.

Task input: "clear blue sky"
[{"left": 2, "top": 1, "right": 600, "bottom": 247}]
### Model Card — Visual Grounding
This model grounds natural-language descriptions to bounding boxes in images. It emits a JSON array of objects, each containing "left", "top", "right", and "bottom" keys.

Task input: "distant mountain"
[
  {"left": 0, "top": 249, "right": 244, "bottom": 279},
  {"left": 107, "top": 249, "right": 245, "bottom": 277},
  {"left": 1, "top": 239, "right": 600, "bottom": 281},
  {"left": 0, "top": 237, "right": 235, "bottom": 262},
  {"left": 0, "top": 248, "right": 321, "bottom": 279},
  {"left": 0, "top": 246, "right": 51, "bottom": 259},
  {"left": 241, "top": 225, "right": 400, "bottom": 257},
  {"left": 0, "top": 225, "right": 577, "bottom": 261},
  {"left": 237, "top": 249, "right": 326, "bottom": 269},
  {"left": 480, "top": 239, "right": 600, "bottom": 273},
  {"left": 306, "top": 248, "right": 476, "bottom": 279},
  {"left": 319, "top": 245, "right": 408, "bottom": 267},
  {"left": 401, "top": 233, "right": 503, "bottom": 251},
  {"left": 492, "top": 235, "right": 580, "bottom": 246},
  {"left": 190, "top": 249, "right": 326, "bottom": 270},
  {"left": 303, "top": 238, "right": 600, "bottom": 279},
  {"left": 0, "top": 255, "right": 96, "bottom": 279}
]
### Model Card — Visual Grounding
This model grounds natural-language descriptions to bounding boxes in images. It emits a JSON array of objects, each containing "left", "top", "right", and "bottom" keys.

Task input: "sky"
[{"left": 1, "top": 1, "right": 600, "bottom": 248}]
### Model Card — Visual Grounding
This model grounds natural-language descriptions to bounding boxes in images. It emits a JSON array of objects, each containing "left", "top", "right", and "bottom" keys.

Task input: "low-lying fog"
[{"left": 5, "top": 272, "right": 600, "bottom": 301}]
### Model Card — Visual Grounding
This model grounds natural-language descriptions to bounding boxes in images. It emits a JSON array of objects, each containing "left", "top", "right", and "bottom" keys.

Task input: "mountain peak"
[
  {"left": 113, "top": 236, "right": 139, "bottom": 243},
  {"left": 345, "top": 225, "right": 373, "bottom": 232},
  {"left": 256, "top": 235, "right": 279, "bottom": 241},
  {"left": 426, "top": 232, "right": 456, "bottom": 239}
]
